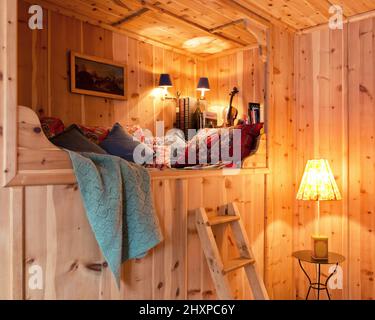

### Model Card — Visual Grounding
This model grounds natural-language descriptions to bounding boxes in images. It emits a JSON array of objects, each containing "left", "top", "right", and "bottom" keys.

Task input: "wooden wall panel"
[
  {"left": 82, "top": 23, "right": 114, "bottom": 127},
  {"left": 348, "top": 17, "right": 375, "bottom": 300},
  {"left": 17, "top": 0, "right": 202, "bottom": 132},
  {"left": 265, "top": 26, "right": 296, "bottom": 300},
  {"left": 294, "top": 27, "right": 348, "bottom": 300},
  {"left": 0, "top": 188, "right": 12, "bottom": 299},
  {"left": 206, "top": 48, "right": 266, "bottom": 126},
  {"left": 294, "top": 16, "right": 375, "bottom": 300},
  {"left": 19, "top": 175, "right": 266, "bottom": 300},
  {"left": 50, "top": 12, "right": 82, "bottom": 124}
]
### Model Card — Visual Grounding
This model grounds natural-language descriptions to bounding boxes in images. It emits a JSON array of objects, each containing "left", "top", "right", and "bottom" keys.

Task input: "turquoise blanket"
[{"left": 68, "top": 151, "right": 163, "bottom": 287}]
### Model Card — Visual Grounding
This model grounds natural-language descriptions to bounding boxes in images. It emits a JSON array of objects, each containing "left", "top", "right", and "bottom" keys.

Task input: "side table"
[{"left": 292, "top": 250, "right": 345, "bottom": 300}]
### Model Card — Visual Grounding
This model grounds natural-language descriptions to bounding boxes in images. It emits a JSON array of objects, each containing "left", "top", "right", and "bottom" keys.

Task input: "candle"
[{"left": 311, "top": 235, "right": 329, "bottom": 260}]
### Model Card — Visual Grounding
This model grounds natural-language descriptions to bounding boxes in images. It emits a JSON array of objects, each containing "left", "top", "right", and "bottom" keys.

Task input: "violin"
[{"left": 225, "top": 87, "right": 239, "bottom": 127}]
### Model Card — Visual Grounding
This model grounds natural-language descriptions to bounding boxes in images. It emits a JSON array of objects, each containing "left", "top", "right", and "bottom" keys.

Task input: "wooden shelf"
[{"left": 150, "top": 168, "right": 270, "bottom": 180}]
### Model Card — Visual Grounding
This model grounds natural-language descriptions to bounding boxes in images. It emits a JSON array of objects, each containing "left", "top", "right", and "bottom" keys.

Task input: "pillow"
[
  {"left": 172, "top": 123, "right": 264, "bottom": 168},
  {"left": 50, "top": 125, "right": 107, "bottom": 154},
  {"left": 233, "top": 123, "right": 264, "bottom": 160},
  {"left": 172, "top": 129, "right": 220, "bottom": 168},
  {"left": 77, "top": 125, "right": 110, "bottom": 144},
  {"left": 40, "top": 117, "right": 65, "bottom": 139},
  {"left": 100, "top": 123, "right": 154, "bottom": 163}
]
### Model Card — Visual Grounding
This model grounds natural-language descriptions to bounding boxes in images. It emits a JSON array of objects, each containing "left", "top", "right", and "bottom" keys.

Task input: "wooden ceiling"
[{"left": 32, "top": 0, "right": 375, "bottom": 57}]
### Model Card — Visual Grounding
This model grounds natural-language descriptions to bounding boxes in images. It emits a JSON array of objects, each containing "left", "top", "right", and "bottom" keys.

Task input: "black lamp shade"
[
  {"left": 197, "top": 77, "right": 210, "bottom": 91},
  {"left": 159, "top": 74, "right": 173, "bottom": 87}
]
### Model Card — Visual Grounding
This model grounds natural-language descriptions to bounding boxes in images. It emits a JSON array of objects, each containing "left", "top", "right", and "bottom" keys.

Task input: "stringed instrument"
[{"left": 225, "top": 87, "right": 239, "bottom": 127}]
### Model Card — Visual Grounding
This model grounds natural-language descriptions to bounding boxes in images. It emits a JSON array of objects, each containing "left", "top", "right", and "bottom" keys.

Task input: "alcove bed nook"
[
  {"left": 1, "top": 0, "right": 272, "bottom": 300},
  {"left": 2, "top": 0, "right": 375, "bottom": 302}
]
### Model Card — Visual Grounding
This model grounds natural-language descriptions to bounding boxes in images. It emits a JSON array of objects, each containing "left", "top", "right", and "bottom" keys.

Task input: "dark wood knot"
[
  {"left": 86, "top": 263, "right": 104, "bottom": 272},
  {"left": 86, "top": 262, "right": 108, "bottom": 272}
]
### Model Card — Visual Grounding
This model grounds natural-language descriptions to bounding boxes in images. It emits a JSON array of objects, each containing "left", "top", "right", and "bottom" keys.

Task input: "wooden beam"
[
  {"left": 111, "top": 7, "right": 149, "bottom": 27},
  {"left": 209, "top": 16, "right": 268, "bottom": 62},
  {"left": 137, "top": 0, "right": 248, "bottom": 47},
  {"left": 209, "top": 19, "right": 245, "bottom": 33}
]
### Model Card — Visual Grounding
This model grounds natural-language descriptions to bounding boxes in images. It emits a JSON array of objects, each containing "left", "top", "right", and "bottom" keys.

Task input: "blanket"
[{"left": 68, "top": 151, "right": 163, "bottom": 286}]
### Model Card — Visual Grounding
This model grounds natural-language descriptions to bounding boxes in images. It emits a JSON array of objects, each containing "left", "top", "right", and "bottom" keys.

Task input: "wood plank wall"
[
  {"left": 294, "top": 17, "right": 375, "bottom": 300},
  {"left": 17, "top": 175, "right": 265, "bottom": 300},
  {"left": 295, "top": 27, "right": 348, "bottom": 300},
  {"left": 9, "top": 0, "right": 375, "bottom": 301},
  {"left": 205, "top": 49, "right": 265, "bottom": 126},
  {"left": 17, "top": 0, "right": 205, "bottom": 133},
  {"left": 266, "top": 26, "right": 296, "bottom": 300},
  {"left": 0, "top": 0, "right": 21, "bottom": 300}
]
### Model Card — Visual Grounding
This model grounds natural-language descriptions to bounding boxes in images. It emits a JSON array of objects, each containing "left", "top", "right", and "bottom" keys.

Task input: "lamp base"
[{"left": 311, "top": 235, "right": 329, "bottom": 260}]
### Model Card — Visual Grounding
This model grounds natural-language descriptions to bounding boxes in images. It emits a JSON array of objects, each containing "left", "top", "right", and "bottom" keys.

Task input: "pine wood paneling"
[
  {"left": 82, "top": 23, "right": 115, "bottom": 126},
  {"left": 206, "top": 47, "right": 266, "bottom": 126},
  {"left": 18, "top": 175, "right": 266, "bottom": 300},
  {"left": 265, "top": 26, "right": 295, "bottom": 300},
  {"left": 26, "top": 0, "right": 375, "bottom": 41},
  {"left": 348, "top": 17, "right": 375, "bottom": 300},
  {"left": 295, "top": 26, "right": 348, "bottom": 300},
  {"left": 50, "top": 12, "right": 82, "bottom": 124},
  {"left": 17, "top": 0, "right": 201, "bottom": 131},
  {"left": 294, "top": 16, "right": 375, "bottom": 300}
]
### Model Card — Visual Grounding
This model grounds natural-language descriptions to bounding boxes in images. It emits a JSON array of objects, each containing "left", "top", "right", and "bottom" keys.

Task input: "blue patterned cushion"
[{"left": 100, "top": 123, "right": 153, "bottom": 163}]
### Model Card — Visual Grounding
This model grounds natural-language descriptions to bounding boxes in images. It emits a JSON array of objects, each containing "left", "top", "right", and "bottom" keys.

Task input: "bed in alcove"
[
  {"left": 4, "top": 0, "right": 374, "bottom": 302},
  {"left": 1, "top": 0, "right": 272, "bottom": 300}
]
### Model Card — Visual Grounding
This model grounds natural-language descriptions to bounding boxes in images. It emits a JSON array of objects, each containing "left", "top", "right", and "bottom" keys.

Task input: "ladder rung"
[
  {"left": 207, "top": 215, "right": 240, "bottom": 226},
  {"left": 223, "top": 258, "right": 255, "bottom": 274}
]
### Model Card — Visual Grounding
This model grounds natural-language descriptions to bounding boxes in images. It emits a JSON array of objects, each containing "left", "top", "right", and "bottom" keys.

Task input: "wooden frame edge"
[
  {"left": 2, "top": 0, "right": 18, "bottom": 188},
  {"left": 3, "top": 106, "right": 270, "bottom": 187}
]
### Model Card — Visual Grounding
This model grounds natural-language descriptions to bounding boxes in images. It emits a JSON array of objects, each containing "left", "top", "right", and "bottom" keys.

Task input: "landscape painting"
[{"left": 71, "top": 52, "right": 127, "bottom": 100}]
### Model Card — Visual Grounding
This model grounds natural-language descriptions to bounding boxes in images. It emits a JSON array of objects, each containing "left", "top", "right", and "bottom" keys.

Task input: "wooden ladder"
[{"left": 195, "top": 202, "right": 269, "bottom": 300}]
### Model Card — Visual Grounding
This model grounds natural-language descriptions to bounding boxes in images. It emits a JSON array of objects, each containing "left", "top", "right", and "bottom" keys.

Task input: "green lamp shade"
[
  {"left": 197, "top": 77, "right": 210, "bottom": 91},
  {"left": 159, "top": 74, "right": 172, "bottom": 87}
]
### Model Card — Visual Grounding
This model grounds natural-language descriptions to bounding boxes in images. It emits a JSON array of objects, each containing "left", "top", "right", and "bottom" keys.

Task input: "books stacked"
[
  {"left": 248, "top": 103, "right": 261, "bottom": 124},
  {"left": 176, "top": 98, "right": 191, "bottom": 139}
]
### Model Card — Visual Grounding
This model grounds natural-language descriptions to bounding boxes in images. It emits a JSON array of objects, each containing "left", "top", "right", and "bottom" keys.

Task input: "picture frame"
[{"left": 70, "top": 52, "right": 127, "bottom": 100}]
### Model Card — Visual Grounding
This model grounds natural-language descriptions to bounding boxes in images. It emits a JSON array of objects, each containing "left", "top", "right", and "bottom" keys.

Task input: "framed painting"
[{"left": 70, "top": 52, "right": 127, "bottom": 100}]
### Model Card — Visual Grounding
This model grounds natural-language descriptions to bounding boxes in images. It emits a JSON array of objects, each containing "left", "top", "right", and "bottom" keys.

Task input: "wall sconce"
[
  {"left": 158, "top": 73, "right": 173, "bottom": 100},
  {"left": 197, "top": 77, "right": 210, "bottom": 99}
]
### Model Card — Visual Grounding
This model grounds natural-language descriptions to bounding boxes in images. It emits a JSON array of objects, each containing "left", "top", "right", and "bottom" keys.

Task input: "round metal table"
[{"left": 292, "top": 250, "right": 345, "bottom": 300}]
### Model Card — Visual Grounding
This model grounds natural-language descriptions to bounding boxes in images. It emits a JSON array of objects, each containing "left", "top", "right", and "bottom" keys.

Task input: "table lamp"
[
  {"left": 158, "top": 73, "right": 173, "bottom": 98},
  {"left": 197, "top": 77, "right": 210, "bottom": 99},
  {"left": 296, "top": 159, "right": 342, "bottom": 260}
]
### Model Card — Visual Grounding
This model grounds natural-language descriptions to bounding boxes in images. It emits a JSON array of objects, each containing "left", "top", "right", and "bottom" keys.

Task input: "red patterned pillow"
[
  {"left": 173, "top": 129, "right": 220, "bottom": 168},
  {"left": 77, "top": 125, "right": 110, "bottom": 145},
  {"left": 173, "top": 123, "right": 264, "bottom": 168},
  {"left": 40, "top": 117, "right": 65, "bottom": 139},
  {"left": 233, "top": 122, "right": 264, "bottom": 160}
]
